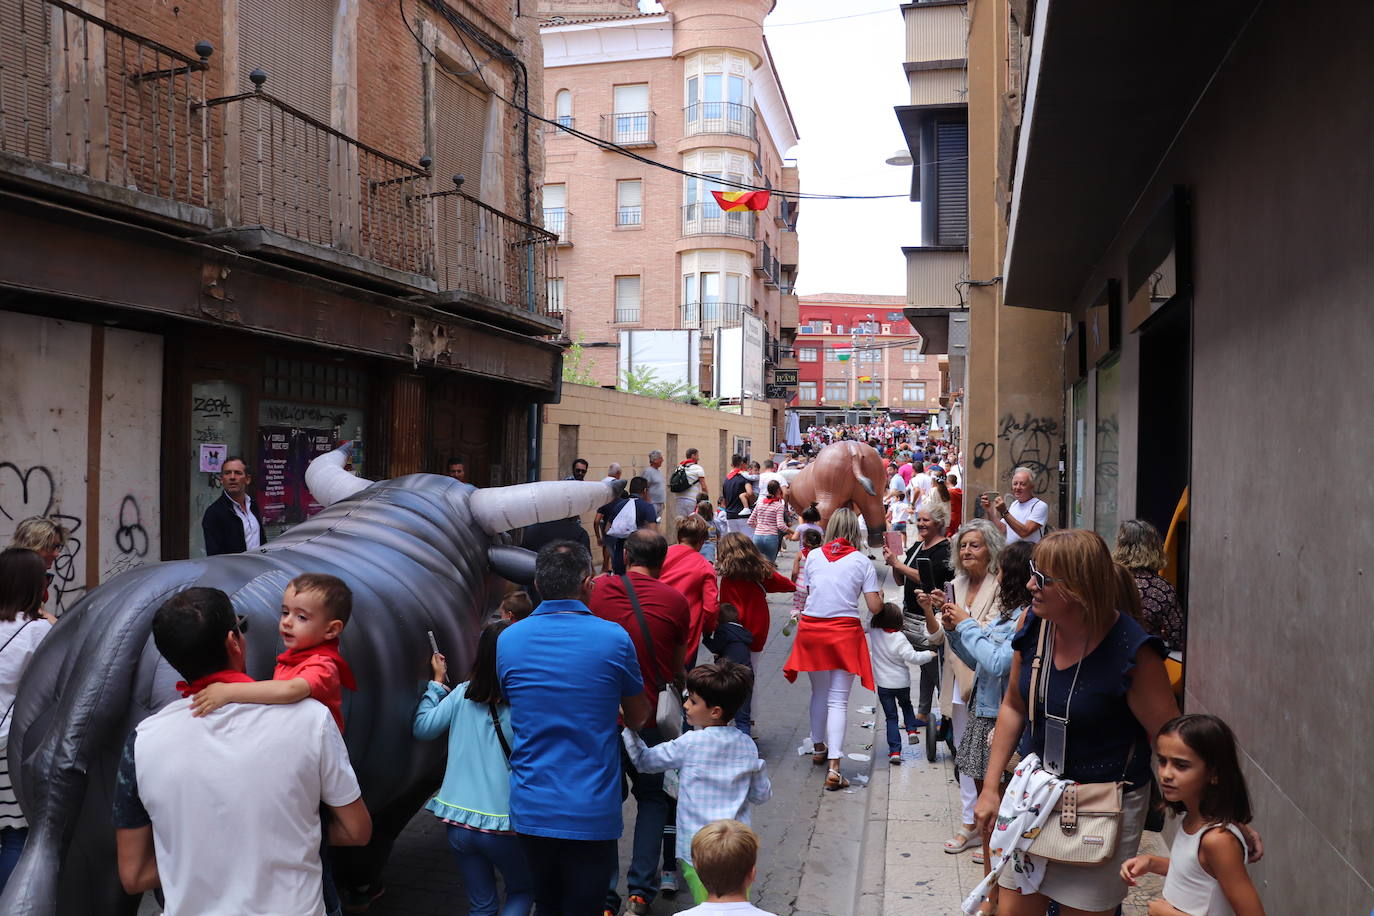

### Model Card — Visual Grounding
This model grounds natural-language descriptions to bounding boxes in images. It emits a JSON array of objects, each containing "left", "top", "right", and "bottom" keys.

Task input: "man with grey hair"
[
  {"left": 603, "top": 463, "right": 623, "bottom": 484},
  {"left": 643, "top": 450, "right": 666, "bottom": 522},
  {"left": 985, "top": 467, "right": 1048, "bottom": 544}
]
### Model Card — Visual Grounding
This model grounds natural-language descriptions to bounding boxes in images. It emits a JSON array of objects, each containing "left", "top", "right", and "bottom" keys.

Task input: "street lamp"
[{"left": 885, "top": 148, "right": 913, "bottom": 166}]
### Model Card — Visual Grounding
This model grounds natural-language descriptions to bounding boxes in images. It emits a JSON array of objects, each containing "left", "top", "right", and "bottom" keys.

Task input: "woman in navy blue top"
[{"left": 973, "top": 530, "right": 1178, "bottom": 915}]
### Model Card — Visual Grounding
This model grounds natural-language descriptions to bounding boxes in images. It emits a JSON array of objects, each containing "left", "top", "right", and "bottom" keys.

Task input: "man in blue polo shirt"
[{"left": 498, "top": 541, "right": 651, "bottom": 915}]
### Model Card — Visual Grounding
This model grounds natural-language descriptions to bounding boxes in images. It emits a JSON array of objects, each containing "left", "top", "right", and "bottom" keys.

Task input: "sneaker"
[
  {"left": 340, "top": 884, "right": 386, "bottom": 914},
  {"left": 906, "top": 729, "right": 919, "bottom": 744},
  {"left": 627, "top": 894, "right": 652, "bottom": 915},
  {"left": 660, "top": 870, "right": 679, "bottom": 897},
  {"left": 889, "top": 751, "right": 903, "bottom": 765}
]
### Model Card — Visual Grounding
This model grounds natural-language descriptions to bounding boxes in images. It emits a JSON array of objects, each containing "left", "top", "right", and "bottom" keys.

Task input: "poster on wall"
[{"left": 257, "top": 426, "right": 336, "bottom": 525}]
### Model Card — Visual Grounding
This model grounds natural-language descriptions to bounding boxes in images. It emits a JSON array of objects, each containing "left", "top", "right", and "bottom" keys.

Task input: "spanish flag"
[
  {"left": 857, "top": 376, "right": 873, "bottom": 382},
  {"left": 712, "top": 189, "right": 771, "bottom": 212}
]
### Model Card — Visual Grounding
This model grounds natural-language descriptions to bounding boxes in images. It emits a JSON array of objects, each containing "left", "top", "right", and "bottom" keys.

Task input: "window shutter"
[
  {"left": 238, "top": 0, "right": 332, "bottom": 119},
  {"left": 935, "top": 119, "right": 968, "bottom": 246},
  {"left": 434, "top": 69, "right": 488, "bottom": 199},
  {"left": 617, "top": 179, "right": 642, "bottom": 207},
  {"left": 613, "top": 83, "right": 649, "bottom": 113},
  {"left": 0, "top": 0, "right": 50, "bottom": 159},
  {"left": 544, "top": 184, "right": 566, "bottom": 209}
]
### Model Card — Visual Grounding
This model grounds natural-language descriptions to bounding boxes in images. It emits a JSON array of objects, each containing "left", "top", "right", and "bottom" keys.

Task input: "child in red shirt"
[
  {"left": 191, "top": 573, "right": 356, "bottom": 731},
  {"left": 715, "top": 533, "right": 795, "bottom": 668}
]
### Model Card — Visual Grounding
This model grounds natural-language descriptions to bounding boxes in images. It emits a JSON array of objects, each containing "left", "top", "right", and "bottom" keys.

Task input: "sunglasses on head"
[{"left": 1028, "top": 559, "right": 1060, "bottom": 590}]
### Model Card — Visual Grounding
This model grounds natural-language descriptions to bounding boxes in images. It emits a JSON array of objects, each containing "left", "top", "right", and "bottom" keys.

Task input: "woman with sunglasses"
[
  {"left": 973, "top": 530, "right": 1177, "bottom": 916},
  {"left": 0, "top": 548, "right": 57, "bottom": 892}
]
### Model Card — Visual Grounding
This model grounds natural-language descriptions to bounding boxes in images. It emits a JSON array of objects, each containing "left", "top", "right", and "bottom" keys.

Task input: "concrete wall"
[
  {"left": 0, "top": 312, "right": 162, "bottom": 611},
  {"left": 541, "top": 383, "right": 773, "bottom": 526},
  {"left": 1049, "top": 1, "right": 1374, "bottom": 908}
]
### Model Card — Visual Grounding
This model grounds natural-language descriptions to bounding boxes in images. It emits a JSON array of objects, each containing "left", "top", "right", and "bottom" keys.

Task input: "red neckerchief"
[
  {"left": 727, "top": 468, "right": 742, "bottom": 479},
  {"left": 882, "top": 628, "right": 901, "bottom": 634},
  {"left": 679, "top": 459, "right": 693, "bottom": 466},
  {"left": 276, "top": 638, "right": 358, "bottom": 691},
  {"left": 762, "top": 496, "right": 781, "bottom": 504},
  {"left": 821, "top": 538, "right": 857, "bottom": 562},
  {"left": 176, "top": 669, "right": 255, "bottom": 698}
]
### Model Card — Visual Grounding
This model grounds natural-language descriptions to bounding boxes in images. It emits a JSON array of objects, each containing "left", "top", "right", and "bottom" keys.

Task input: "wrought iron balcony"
[
  {"left": 680, "top": 301, "right": 746, "bottom": 335},
  {"left": 599, "top": 110, "right": 655, "bottom": 147},
  {"left": 0, "top": 0, "right": 215, "bottom": 211},
  {"left": 681, "top": 203, "right": 754, "bottom": 239},
  {"left": 543, "top": 207, "right": 571, "bottom": 245},
  {"left": 684, "top": 102, "right": 756, "bottom": 140},
  {"left": 755, "top": 240, "right": 780, "bottom": 287}
]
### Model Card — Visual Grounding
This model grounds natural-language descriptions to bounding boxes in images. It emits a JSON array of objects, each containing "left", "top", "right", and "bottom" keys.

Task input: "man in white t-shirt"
[
  {"left": 114, "top": 588, "right": 370, "bottom": 915},
  {"left": 673, "top": 447, "right": 708, "bottom": 520},
  {"left": 758, "top": 459, "right": 787, "bottom": 496},
  {"left": 990, "top": 467, "right": 1049, "bottom": 544}
]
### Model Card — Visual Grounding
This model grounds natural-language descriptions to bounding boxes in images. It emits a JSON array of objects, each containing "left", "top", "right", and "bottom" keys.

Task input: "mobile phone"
[
  {"left": 883, "top": 530, "right": 904, "bottom": 558},
  {"left": 426, "top": 630, "right": 440, "bottom": 656},
  {"left": 944, "top": 582, "right": 957, "bottom": 605},
  {"left": 916, "top": 557, "right": 934, "bottom": 592}
]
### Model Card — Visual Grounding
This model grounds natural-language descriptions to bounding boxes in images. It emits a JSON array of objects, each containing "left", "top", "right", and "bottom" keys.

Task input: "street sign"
[{"left": 772, "top": 369, "right": 798, "bottom": 385}]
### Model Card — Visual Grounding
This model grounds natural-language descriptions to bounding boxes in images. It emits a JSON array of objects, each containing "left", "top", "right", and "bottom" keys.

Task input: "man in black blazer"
[{"left": 202, "top": 457, "right": 266, "bottom": 556}]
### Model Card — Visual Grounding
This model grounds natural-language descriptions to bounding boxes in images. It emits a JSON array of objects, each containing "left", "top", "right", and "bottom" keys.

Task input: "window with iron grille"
[
  {"left": 614, "top": 276, "right": 641, "bottom": 323},
  {"left": 263, "top": 356, "right": 366, "bottom": 404},
  {"left": 547, "top": 278, "right": 565, "bottom": 315},
  {"left": 616, "top": 179, "right": 642, "bottom": 226}
]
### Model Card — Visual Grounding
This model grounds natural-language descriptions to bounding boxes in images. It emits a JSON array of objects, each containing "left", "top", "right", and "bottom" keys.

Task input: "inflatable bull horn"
[{"left": 1, "top": 446, "right": 612, "bottom": 916}]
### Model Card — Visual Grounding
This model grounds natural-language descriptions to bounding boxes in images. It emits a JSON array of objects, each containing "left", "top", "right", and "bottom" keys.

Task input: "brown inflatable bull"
[{"left": 785, "top": 441, "right": 887, "bottom": 546}]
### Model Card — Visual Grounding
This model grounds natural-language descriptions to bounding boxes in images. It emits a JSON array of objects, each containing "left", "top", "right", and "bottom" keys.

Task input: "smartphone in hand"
[
  {"left": 944, "top": 582, "right": 957, "bottom": 606},
  {"left": 916, "top": 557, "right": 934, "bottom": 592}
]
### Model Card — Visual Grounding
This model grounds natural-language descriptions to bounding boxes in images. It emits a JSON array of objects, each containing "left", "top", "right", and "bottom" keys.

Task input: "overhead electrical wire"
[{"left": 398, "top": 0, "right": 963, "bottom": 202}]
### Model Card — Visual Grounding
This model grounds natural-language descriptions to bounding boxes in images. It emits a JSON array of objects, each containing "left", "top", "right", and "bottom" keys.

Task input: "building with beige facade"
[
  {"left": 538, "top": 0, "right": 801, "bottom": 444},
  {"left": 792, "top": 293, "right": 945, "bottom": 427}
]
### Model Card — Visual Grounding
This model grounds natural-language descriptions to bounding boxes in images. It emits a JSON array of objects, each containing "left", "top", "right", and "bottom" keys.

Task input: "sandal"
[
  {"left": 811, "top": 742, "right": 828, "bottom": 765},
  {"left": 943, "top": 830, "right": 979, "bottom": 854},
  {"left": 972, "top": 848, "right": 986, "bottom": 865},
  {"left": 824, "top": 770, "right": 850, "bottom": 791}
]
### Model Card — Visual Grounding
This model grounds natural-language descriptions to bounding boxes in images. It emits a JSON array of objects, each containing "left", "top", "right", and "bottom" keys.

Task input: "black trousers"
[{"left": 517, "top": 834, "right": 619, "bottom": 916}]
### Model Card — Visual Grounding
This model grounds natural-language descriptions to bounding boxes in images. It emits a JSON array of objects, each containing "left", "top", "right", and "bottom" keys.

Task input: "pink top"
[{"left": 748, "top": 499, "right": 789, "bottom": 536}]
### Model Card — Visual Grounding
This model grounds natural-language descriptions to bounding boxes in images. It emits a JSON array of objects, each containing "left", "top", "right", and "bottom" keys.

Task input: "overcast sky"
[{"left": 641, "top": 0, "right": 916, "bottom": 297}]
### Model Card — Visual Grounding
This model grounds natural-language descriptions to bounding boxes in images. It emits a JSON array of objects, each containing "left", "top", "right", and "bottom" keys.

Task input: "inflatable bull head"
[
  {"left": 785, "top": 441, "right": 888, "bottom": 546},
  {"left": 1, "top": 447, "right": 611, "bottom": 916}
]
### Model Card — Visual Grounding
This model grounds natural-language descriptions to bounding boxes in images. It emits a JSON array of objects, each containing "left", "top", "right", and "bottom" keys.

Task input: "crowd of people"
[{"left": 0, "top": 419, "right": 1265, "bottom": 916}]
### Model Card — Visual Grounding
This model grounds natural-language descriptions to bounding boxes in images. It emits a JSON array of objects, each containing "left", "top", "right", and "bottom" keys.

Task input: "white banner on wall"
[
  {"left": 714, "top": 326, "right": 742, "bottom": 400},
  {"left": 741, "top": 312, "right": 765, "bottom": 399},
  {"left": 617, "top": 329, "right": 702, "bottom": 391}
]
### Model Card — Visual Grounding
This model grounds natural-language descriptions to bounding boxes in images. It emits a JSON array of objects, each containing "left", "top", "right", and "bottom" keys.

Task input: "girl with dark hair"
[
  {"left": 0, "top": 548, "right": 56, "bottom": 891},
  {"left": 1121, "top": 714, "right": 1263, "bottom": 916},
  {"left": 716, "top": 533, "right": 795, "bottom": 668},
  {"left": 414, "top": 620, "right": 534, "bottom": 915},
  {"left": 747, "top": 480, "right": 792, "bottom": 564}
]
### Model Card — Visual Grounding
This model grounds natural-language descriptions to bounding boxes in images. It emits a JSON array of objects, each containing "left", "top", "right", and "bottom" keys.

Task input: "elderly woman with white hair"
[
  {"left": 783, "top": 508, "right": 881, "bottom": 791},
  {"left": 916, "top": 518, "right": 1005, "bottom": 857},
  {"left": 883, "top": 496, "right": 954, "bottom": 729}
]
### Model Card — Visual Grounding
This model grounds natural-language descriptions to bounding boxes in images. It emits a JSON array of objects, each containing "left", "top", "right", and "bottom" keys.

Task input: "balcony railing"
[
  {"left": 545, "top": 115, "right": 574, "bottom": 134},
  {"left": 755, "top": 240, "right": 780, "bottom": 287},
  {"left": 616, "top": 205, "right": 642, "bottom": 227},
  {"left": 680, "top": 301, "right": 745, "bottom": 335},
  {"left": 600, "top": 110, "right": 655, "bottom": 146},
  {"left": 681, "top": 203, "right": 754, "bottom": 239},
  {"left": 432, "top": 181, "right": 560, "bottom": 318},
  {"left": 0, "top": 0, "right": 215, "bottom": 207},
  {"left": 543, "top": 206, "right": 571, "bottom": 244},
  {"left": 765, "top": 332, "right": 781, "bottom": 366},
  {"left": 205, "top": 80, "right": 433, "bottom": 276},
  {"left": 684, "top": 102, "right": 756, "bottom": 140}
]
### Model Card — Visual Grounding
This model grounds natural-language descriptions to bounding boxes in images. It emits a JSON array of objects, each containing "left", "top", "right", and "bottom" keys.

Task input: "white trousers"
[
  {"left": 951, "top": 701, "right": 977, "bottom": 825},
  {"left": 808, "top": 670, "right": 855, "bottom": 758}
]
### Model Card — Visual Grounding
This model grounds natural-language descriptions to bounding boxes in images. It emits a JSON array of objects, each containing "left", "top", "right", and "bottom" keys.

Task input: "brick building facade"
[
  {"left": 792, "top": 293, "right": 945, "bottom": 426},
  {"left": 538, "top": 0, "right": 801, "bottom": 437}
]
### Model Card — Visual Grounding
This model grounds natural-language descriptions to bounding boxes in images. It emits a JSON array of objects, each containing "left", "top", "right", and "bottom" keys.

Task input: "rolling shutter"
[
  {"left": 434, "top": 69, "right": 487, "bottom": 199},
  {"left": 0, "top": 0, "right": 51, "bottom": 159},
  {"left": 237, "top": 0, "right": 332, "bottom": 118},
  {"left": 934, "top": 119, "right": 968, "bottom": 246}
]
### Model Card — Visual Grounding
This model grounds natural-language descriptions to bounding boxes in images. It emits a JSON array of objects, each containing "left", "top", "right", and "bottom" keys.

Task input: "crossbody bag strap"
[
  {"left": 0, "top": 620, "right": 37, "bottom": 734},
  {"left": 489, "top": 703, "right": 512, "bottom": 761},
  {"left": 1026, "top": 616, "right": 1051, "bottom": 740},
  {"left": 622, "top": 575, "right": 664, "bottom": 691}
]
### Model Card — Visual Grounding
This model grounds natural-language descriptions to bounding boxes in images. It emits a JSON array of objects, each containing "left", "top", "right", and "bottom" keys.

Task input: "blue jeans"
[
  {"left": 519, "top": 834, "right": 618, "bottom": 916},
  {"left": 0, "top": 826, "right": 26, "bottom": 893},
  {"left": 446, "top": 824, "right": 535, "bottom": 916},
  {"left": 877, "top": 686, "right": 919, "bottom": 754},
  {"left": 752, "top": 533, "right": 781, "bottom": 564},
  {"left": 608, "top": 726, "right": 672, "bottom": 908}
]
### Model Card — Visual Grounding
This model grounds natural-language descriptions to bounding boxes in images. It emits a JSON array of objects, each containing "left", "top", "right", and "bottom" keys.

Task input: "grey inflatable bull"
[{"left": 0, "top": 446, "right": 610, "bottom": 915}]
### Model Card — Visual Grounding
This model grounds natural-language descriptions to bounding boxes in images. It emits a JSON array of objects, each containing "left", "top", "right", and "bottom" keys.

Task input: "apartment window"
[
  {"left": 903, "top": 348, "right": 926, "bottom": 363},
  {"left": 798, "top": 381, "right": 817, "bottom": 402},
  {"left": 824, "top": 346, "right": 840, "bottom": 362},
  {"left": 797, "top": 347, "right": 818, "bottom": 362},
  {"left": 881, "top": 324, "right": 892, "bottom": 335},
  {"left": 820, "top": 321, "right": 831, "bottom": 333},
  {"left": 616, "top": 179, "right": 642, "bottom": 226},
  {"left": 824, "top": 380, "right": 849, "bottom": 402},
  {"left": 682, "top": 271, "right": 745, "bottom": 323},
  {"left": 543, "top": 183, "right": 567, "bottom": 237},
  {"left": 614, "top": 276, "right": 641, "bottom": 323},
  {"left": 685, "top": 59, "right": 752, "bottom": 137},
  {"left": 554, "top": 89, "right": 573, "bottom": 128},
  {"left": 857, "top": 348, "right": 881, "bottom": 363},
  {"left": 612, "top": 84, "right": 650, "bottom": 144},
  {"left": 547, "top": 277, "right": 565, "bottom": 315},
  {"left": 857, "top": 380, "right": 881, "bottom": 401},
  {"left": 835, "top": 324, "right": 845, "bottom": 334},
  {"left": 904, "top": 381, "right": 927, "bottom": 402}
]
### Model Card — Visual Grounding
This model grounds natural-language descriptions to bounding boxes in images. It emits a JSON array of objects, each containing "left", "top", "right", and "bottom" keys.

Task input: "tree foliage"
[
  {"left": 561, "top": 335, "right": 598, "bottom": 386},
  {"left": 618, "top": 364, "right": 722, "bottom": 410}
]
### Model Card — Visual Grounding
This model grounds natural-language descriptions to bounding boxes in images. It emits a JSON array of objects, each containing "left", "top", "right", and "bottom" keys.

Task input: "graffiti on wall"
[
  {"left": 972, "top": 441, "right": 994, "bottom": 469},
  {"left": 998, "top": 413, "right": 1060, "bottom": 495},
  {"left": 0, "top": 462, "right": 85, "bottom": 610},
  {"left": 105, "top": 494, "right": 151, "bottom": 580}
]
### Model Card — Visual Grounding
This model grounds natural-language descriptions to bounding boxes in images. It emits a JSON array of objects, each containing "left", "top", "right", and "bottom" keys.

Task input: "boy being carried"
[
  {"left": 623, "top": 662, "right": 772, "bottom": 905},
  {"left": 679, "top": 820, "right": 779, "bottom": 915},
  {"left": 191, "top": 572, "right": 357, "bottom": 731}
]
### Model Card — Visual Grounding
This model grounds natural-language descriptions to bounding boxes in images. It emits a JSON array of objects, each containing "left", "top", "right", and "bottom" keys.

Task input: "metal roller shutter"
[
  {"left": 935, "top": 119, "right": 968, "bottom": 246},
  {"left": 237, "top": 0, "right": 332, "bottom": 118},
  {"left": 0, "top": 0, "right": 51, "bottom": 160}
]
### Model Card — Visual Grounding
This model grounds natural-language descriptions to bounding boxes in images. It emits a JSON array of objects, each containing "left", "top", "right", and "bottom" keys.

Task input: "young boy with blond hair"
[
  {"left": 622, "top": 662, "right": 772, "bottom": 904},
  {"left": 191, "top": 572, "right": 356, "bottom": 731},
  {"left": 679, "top": 820, "right": 778, "bottom": 914}
]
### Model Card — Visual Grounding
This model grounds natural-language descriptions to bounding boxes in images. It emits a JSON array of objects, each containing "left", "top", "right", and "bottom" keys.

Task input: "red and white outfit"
[
  {"left": 783, "top": 540, "right": 877, "bottom": 757},
  {"left": 747, "top": 497, "right": 788, "bottom": 536},
  {"left": 719, "top": 569, "right": 796, "bottom": 662},
  {"left": 275, "top": 639, "right": 357, "bottom": 733}
]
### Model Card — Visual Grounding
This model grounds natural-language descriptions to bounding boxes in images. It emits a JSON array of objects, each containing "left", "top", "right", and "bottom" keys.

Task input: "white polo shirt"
[
  {"left": 113, "top": 697, "right": 361, "bottom": 915},
  {"left": 1005, "top": 496, "right": 1049, "bottom": 544}
]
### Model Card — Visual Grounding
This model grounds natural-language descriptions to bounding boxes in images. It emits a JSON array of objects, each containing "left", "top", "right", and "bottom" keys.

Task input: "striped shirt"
[
  {"left": 748, "top": 499, "right": 789, "bottom": 536},
  {"left": 622, "top": 725, "right": 772, "bottom": 865}
]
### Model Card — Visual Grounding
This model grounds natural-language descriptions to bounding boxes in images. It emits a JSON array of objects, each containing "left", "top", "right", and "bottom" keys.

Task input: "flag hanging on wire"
[
  {"left": 857, "top": 376, "right": 873, "bottom": 382},
  {"left": 711, "top": 189, "right": 771, "bottom": 212}
]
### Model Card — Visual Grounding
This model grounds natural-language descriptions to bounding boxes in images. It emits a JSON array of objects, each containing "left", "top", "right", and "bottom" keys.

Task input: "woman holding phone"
[
  {"left": 882, "top": 499, "right": 954, "bottom": 730},
  {"left": 914, "top": 519, "right": 1004, "bottom": 858}
]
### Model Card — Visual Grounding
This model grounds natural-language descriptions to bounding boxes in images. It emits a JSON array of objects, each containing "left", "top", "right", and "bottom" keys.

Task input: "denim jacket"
[{"left": 946, "top": 614, "right": 1019, "bottom": 718}]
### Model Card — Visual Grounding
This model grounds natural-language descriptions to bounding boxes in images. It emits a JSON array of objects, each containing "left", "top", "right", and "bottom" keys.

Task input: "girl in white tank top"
[{"left": 1119, "top": 714, "right": 1266, "bottom": 915}]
